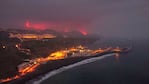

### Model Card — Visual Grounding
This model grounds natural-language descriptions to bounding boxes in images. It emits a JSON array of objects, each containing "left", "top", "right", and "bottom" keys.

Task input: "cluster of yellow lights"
[
  {"left": 0, "top": 45, "right": 122, "bottom": 83},
  {"left": 22, "top": 34, "right": 56, "bottom": 39},
  {"left": 47, "top": 51, "right": 67, "bottom": 60}
]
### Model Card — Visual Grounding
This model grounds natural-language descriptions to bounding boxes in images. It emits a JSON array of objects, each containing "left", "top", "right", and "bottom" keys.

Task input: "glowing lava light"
[
  {"left": 79, "top": 29, "right": 88, "bottom": 35},
  {"left": 25, "top": 20, "right": 47, "bottom": 30}
]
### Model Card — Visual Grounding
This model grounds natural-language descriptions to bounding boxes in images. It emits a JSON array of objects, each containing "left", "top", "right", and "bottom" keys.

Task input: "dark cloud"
[{"left": 0, "top": 0, "right": 149, "bottom": 39}]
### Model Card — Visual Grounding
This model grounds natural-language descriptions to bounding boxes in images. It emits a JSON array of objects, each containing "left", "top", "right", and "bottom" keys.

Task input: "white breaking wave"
[{"left": 28, "top": 53, "right": 116, "bottom": 84}]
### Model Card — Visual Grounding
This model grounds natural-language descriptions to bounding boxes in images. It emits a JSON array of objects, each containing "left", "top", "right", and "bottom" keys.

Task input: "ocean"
[{"left": 40, "top": 39, "right": 149, "bottom": 84}]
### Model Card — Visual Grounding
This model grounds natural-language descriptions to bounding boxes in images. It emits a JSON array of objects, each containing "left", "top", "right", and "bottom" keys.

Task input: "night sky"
[{"left": 0, "top": 0, "right": 149, "bottom": 39}]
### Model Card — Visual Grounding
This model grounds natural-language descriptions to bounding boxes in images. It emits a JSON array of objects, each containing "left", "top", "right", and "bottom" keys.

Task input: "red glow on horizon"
[
  {"left": 25, "top": 21, "right": 48, "bottom": 30},
  {"left": 64, "top": 28, "right": 69, "bottom": 32},
  {"left": 79, "top": 29, "right": 88, "bottom": 35},
  {"left": 80, "top": 31, "right": 87, "bottom": 35},
  {"left": 25, "top": 20, "right": 89, "bottom": 34},
  {"left": 25, "top": 21, "right": 30, "bottom": 28}
]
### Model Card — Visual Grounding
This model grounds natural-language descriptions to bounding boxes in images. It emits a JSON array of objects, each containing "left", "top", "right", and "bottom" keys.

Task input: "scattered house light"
[
  {"left": 2, "top": 46, "right": 6, "bottom": 49},
  {"left": 15, "top": 44, "right": 19, "bottom": 48}
]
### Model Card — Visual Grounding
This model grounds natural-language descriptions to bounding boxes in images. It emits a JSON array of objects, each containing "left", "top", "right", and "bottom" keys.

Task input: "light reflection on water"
[{"left": 115, "top": 53, "right": 120, "bottom": 62}]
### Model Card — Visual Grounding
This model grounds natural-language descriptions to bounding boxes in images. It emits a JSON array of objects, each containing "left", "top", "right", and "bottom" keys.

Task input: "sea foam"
[{"left": 27, "top": 53, "right": 116, "bottom": 84}]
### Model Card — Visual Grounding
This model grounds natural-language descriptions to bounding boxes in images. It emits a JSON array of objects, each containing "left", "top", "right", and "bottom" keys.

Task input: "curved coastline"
[{"left": 28, "top": 53, "right": 116, "bottom": 84}]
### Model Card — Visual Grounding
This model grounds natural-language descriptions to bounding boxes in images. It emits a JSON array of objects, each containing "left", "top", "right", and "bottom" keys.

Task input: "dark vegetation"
[{"left": 0, "top": 31, "right": 22, "bottom": 79}]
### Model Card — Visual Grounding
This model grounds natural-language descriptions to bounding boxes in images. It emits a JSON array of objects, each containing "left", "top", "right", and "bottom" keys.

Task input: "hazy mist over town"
[
  {"left": 0, "top": 0, "right": 149, "bottom": 84},
  {"left": 0, "top": 0, "right": 149, "bottom": 39}
]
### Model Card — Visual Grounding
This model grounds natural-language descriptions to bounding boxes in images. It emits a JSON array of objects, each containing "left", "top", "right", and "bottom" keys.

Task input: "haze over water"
[{"left": 41, "top": 39, "right": 149, "bottom": 84}]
